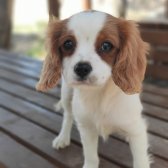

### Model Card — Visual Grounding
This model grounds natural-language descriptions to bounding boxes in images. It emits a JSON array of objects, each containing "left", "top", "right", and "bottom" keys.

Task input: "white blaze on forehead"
[{"left": 67, "top": 11, "right": 107, "bottom": 40}]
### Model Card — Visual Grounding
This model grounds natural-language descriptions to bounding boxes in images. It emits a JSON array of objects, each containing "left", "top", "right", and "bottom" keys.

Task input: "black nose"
[{"left": 74, "top": 62, "right": 92, "bottom": 79}]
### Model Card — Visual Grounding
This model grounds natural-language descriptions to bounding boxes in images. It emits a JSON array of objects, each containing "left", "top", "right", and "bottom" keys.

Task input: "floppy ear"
[
  {"left": 113, "top": 19, "right": 149, "bottom": 94},
  {"left": 36, "top": 20, "right": 63, "bottom": 91}
]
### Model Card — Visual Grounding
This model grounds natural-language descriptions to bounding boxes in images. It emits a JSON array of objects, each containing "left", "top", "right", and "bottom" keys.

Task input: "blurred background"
[
  {"left": 0, "top": 0, "right": 168, "bottom": 60},
  {"left": 0, "top": 2, "right": 168, "bottom": 167}
]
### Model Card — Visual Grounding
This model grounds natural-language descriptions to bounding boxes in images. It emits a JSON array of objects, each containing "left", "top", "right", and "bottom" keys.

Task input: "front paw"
[
  {"left": 83, "top": 161, "right": 99, "bottom": 168},
  {"left": 133, "top": 162, "right": 150, "bottom": 168},
  {"left": 83, "top": 165, "right": 98, "bottom": 168},
  {"left": 52, "top": 134, "right": 70, "bottom": 149}
]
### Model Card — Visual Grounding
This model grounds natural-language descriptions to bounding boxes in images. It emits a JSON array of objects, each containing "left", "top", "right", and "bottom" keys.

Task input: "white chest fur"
[{"left": 72, "top": 79, "right": 142, "bottom": 139}]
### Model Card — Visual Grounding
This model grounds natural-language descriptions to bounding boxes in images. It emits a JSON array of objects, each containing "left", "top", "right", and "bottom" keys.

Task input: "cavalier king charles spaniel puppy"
[{"left": 36, "top": 11, "right": 150, "bottom": 168}]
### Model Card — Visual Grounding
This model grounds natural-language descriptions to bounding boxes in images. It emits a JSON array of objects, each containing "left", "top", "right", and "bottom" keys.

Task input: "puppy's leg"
[
  {"left": 52, "top": 109, "right": 73, "bottom": 149},
  {"left": 52, "top": 80, "right": 73, "bottom": 149},
  {"left": 127, "top": 118, "right": 150, "bottom": 168},
  {"left": 78, "top": 125, "right": 99, "bottom": 168}
]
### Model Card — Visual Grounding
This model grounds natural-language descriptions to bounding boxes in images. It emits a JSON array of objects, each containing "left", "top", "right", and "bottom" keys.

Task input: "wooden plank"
[
  {"left": 0, "top": 108, "right": 82, "bottom": 168},
  {"left": 0, "top": 91, "right": 63, "bottom": 133},
  {"left": 0, "top": 49, "right": 42, "bottom": 64},
  {"left": 0, "top": 61, "right": 40, "bottom": 79},
  {"left": 0, "top": 68, "right": 60, "bottom": 97},
  {"left": 141, "top": 29, "right": 168, "bottom": 45},
  {"left": 0, "top": 78, "right": 58, "bottom": 112},
  {"left": 143, "top": 83, "right": 168, "bottom": 97},
  {"left": 0, "top": 55, "right": 60, "bottom": 90},
  {"left": 146, "top": 64, "right": 168, "bottom": 80},
  {"left": 0, "top": 67, "right": 39, "bottom": 87},
  {"left": 0, "top": 55, "right": 44, "bottom": 90},
  {"left": 0, "top": 131, "right": 56, "bottom": 168},
  {"left": 0, "top": 54, "right": 42, "bottom": 70},
  {"left": 149, "top": 133, "right": 168, "bottom": 161},
  {"left": 153, "top": 157, "right": 168, "bottom": 168},
  {"left": 0, "top": 50, "right": 42, "bottom": 77},
  {"left": 141, "top": 92, "right": 168, "bottom": 109},
  {"left": 0, "top": 108, "right": 120, "bottom": 168},
  {"left": 0, "top": 90, "right": 168, "bottom": 167},
  {"left": 151, "top": 49, "right": 168, "bottom": 63},
  {"left": 143, "top": 103, "right": 168, "bottom": 122},
  {"left": 145, "top": 116, "right": 168, "bottom": 139}
]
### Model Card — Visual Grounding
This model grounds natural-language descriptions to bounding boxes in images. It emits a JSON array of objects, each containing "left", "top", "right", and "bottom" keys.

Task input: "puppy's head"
[{"left": 36, "top": 11, "right": 149, "bottom": 94}]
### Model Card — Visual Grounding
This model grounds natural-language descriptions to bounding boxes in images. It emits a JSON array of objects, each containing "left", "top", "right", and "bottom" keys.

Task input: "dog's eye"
[
  {"left": 100, "top": 41, "right": 113, "bottom": 52},
  {"left": 63, "top": 40, "right": 74, "bottom": 51}
]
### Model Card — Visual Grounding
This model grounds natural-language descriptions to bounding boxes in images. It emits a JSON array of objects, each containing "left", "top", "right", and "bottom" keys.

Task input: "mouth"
[
  {"left": 72, "top": 78, "right": 91, "bottom": 86},
  {"left": 71, "top": 76, "right": 96, "bottom": 86}
]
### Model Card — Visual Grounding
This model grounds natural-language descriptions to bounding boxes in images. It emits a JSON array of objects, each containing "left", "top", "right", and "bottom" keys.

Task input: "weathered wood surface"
[
  {"left": 140, "top": 22, "right": 168, "bottom": 80},
  {"left": 0, "top": 49, "right": 168, "bottom": 168}
]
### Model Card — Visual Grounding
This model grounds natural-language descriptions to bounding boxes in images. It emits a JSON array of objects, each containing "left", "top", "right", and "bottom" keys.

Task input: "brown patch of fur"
[
  {"left": 36, "top": 19, "right": 70, "bottom": 91},
  {"left": 112, "top": 18, "right": 149, "bottom": 94},
  {"left": 95, "top": 16, "right": 120, "bottom": 66},
  {"left": 97, "top": 15, "right": 149, "bottom": 94}
]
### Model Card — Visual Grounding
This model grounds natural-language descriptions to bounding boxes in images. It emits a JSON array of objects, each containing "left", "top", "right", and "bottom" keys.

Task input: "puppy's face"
[
  {"left": 36, "top": 11, "right": 149, "bottom": 94},
  {"left": 62, "top": 12, "right": 119, "bottom": 87}
]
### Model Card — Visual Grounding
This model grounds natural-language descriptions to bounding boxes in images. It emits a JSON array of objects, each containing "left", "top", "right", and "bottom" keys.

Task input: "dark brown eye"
[
  {"left": 100, "top": 41, "right": 113, "bottom": 52},
  {"left": 63, "top": 40, "right": 74, "bottom": 51}
]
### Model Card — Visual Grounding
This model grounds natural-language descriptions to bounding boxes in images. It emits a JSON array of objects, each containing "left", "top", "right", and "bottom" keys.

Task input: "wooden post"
[
  {"left": 166, "top": 0, "right": 168, "bottom": 18},
  {"left": 83, "top": 0, "right": 92, "bottom": 10},
  {"left": 48, "top": 0, "right": 60, "bottom": 20},
  {"left": 0, "top": 0, "right": 13, "bottom": 49},
  {"left": 119, "top": 0, "right": 128, "bottom": 18}
]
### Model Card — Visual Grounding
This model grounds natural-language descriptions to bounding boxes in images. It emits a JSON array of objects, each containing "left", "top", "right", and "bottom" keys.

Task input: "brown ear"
[
  {"left": 113, "top": 19, "right": 149, "bottom": 94},
  {"left": 36, "top": 20, "right": 63, "bottom": 91}
]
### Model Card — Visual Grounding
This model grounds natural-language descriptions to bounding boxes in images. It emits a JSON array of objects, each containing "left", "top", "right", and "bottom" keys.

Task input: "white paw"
[
  {"left": 133, "top": 162, "right": 150, "bottom": 168},
  {"left": 83, "top": 165, "right": 98, "bottom": 168},
  {"left": 83, "top": 160, "right": 99, "bottom": 168},
  {"left": 52, "top": 134, "right": 70, "bottom": 149}
]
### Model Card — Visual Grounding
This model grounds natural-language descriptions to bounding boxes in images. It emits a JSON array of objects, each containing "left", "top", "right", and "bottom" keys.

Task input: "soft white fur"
[{"left": 52, "top": 11, "right": 150, "bottom": 168}]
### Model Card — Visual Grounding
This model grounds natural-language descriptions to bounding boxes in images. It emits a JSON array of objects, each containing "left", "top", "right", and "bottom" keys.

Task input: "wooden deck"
[{"left": 0, "top": 49, "right": 168, "bottom": 168}]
